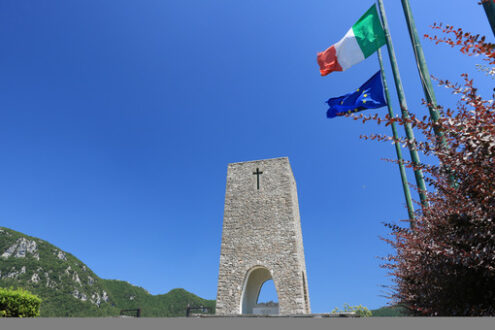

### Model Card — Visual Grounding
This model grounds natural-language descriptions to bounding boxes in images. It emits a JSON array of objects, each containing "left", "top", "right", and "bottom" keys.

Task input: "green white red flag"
[{"left": 317, "top": 4, "right": 386, "bottom": 76}]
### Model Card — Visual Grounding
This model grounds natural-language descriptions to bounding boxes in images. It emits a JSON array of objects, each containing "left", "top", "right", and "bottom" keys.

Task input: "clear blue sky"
[{"left": 0, "top": 0, "right": 492, "bottom": 313}]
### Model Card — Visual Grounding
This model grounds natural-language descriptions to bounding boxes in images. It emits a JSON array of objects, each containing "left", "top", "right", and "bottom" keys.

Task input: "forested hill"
[{"left": 0, "top": 226, "right": 214, "bottom": 317}]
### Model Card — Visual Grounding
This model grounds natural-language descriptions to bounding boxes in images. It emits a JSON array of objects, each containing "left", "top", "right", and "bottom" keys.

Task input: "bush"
[
  {"left": 0, "top": 287, "right": 42, "bottom": 317},
  {"left": 331, "top": 304, "right": 372, "bottom": 317},
  {"left": 357, "top": 23, "right": 495, "bottom": 315}
]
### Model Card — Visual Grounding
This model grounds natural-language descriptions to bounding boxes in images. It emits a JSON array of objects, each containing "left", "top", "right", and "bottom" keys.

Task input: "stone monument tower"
[{"left": 216, "top": 157, "right": 311, "bottom": 315}]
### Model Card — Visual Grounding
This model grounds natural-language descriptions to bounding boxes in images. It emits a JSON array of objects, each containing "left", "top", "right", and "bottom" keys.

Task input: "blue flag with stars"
[{"left": 326, "top": 70, "right": 386, "bottom": 118}]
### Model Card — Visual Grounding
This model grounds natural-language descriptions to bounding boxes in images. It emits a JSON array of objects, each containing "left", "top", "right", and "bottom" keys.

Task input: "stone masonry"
[{"left": 216, "top": 157, "right": 311, "bottom": 315}]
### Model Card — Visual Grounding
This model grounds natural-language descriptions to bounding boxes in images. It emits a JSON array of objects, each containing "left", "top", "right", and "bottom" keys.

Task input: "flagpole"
[
  {"left": 399, "top": 0, "right": 456, "bottom": 188},
  {"left": 376, "top": 0, "right": 428, "bottom": 214},
  {"left": 399, "top": 0, "right": 445, "bottom": 139},
  {"left": 377, "top": 48, "right": 415, "bottom": 222},
  {"left": 482, "top": 0, "right": 495, "bottom": 37}
]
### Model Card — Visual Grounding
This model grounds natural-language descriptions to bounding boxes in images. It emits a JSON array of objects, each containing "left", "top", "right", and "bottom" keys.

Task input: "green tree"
[
  {"left": 331, "top": 304, "right": 372, "bottom": 317},
  {"left": 0, "top": 287, "right": 42, "bottom": 317}
]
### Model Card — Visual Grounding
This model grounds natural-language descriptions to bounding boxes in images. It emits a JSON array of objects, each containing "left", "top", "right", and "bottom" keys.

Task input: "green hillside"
[
  {"left": 0, "top": 227, "right": 214, "bottom": 317},
  {"left": 102, "top": 280, "right": 215, "bottom": 317},
  {"left": 371, "top": 305, "right": 409, "bottom": 317}
]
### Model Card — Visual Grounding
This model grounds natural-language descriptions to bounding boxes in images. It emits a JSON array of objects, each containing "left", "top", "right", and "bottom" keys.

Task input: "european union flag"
[{"left": 326, "top": 70, "right": 387, "bottom": 118}]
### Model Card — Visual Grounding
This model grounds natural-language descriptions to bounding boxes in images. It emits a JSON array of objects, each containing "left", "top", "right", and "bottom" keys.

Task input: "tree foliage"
[
  {"left": 352, "top": 25, "right": 495, "bottom": 316},
  {"left": 0, "top": 287, "right": 41, "bottom": 317},
  {"left": 331, "top": 303, "right": 372, "bottom": 317}
]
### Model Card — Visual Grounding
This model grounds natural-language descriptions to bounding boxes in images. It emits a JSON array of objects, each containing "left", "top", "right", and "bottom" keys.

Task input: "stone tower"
[{"left": 216, "top": 157, "right": 311, "bottom": 315}]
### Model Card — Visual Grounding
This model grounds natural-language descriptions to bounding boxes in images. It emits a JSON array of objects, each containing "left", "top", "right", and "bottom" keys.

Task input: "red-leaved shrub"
[{"left": 354, "top": 24, "right": 495, "bottom": 315}]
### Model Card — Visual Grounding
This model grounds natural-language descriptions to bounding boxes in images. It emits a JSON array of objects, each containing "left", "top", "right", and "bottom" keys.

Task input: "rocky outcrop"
[
  {"left": 1, "top": 237, "right": 39, "bottom": 260},
  {"left": 72, "top": 289, "right": 88, "bottom": 302},
  {"left": 56, "top": 250, "right": 67, "bottom": 261},
  {"left": 72, "top": 272, "right": 82, "bottom": 286},
  {"left": 44, "top": 271, "right": 56, "bottom": 288},
  {"left": 31, "top": 272, "right": 41, "bottom": 283},
  {"left": 0, "top": 266, "right": 27, "bottom": 280},
  {"left": 0, "top": 229, "right": 11, "bottom": 236},
  {"left": 92, "top": 292, "right": 101, "bottom": 306}
]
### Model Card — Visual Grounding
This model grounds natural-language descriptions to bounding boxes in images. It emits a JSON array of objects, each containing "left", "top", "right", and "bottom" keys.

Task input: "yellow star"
[
  {"left": 356, "top": 88, "right": 360, "bottom": 92},
  {"left": 340, "top": 101, "right": 344, "bottom": 105},
  {"left": 362, "top": 100, "right": 366, "bottom": 104},
  {"left": 364, "top": 94, "right": 368, "bottom": 97}
]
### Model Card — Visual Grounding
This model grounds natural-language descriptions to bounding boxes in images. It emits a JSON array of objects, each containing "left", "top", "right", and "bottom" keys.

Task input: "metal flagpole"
[
  {"left": 482, "top": 0, "right": 495, "bottom": 37},
  {"left": 377, "top": 48, "right": 416, "bottom": 223},
  {"left": 376, "top": 0, "right": 428, "bottom": 213},
  {"left": 399, "top": 0, "right": 443, "bottom": 137},
  {"left": 400, "top": 0, "right": 456, "bottom": 187}
]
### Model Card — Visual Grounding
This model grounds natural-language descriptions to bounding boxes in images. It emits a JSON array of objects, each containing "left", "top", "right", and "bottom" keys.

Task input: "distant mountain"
[
  {"left": 371, "top": 305, "right": 409, "bottom": 317},
  {"left": 0, "top": 226, "right": 215, "bottom": 317}
]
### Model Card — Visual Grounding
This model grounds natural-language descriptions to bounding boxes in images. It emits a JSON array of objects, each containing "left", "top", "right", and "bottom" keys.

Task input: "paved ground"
[{"left": 1, "top": 317, "right": 493, "bottom": 330}]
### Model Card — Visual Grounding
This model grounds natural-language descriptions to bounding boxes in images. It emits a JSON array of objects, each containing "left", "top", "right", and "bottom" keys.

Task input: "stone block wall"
[{"left": 216, "top": 157, "right": 311, "bottom": 315}]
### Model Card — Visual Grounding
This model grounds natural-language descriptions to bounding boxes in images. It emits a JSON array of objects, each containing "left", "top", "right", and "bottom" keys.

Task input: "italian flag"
[{"left": 317, "top": 4, "right": 386, "bottom": 76}]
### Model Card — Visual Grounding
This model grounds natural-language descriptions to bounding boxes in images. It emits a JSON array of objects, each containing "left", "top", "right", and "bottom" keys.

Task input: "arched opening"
[
  {"left": 240, "top": 266, "right": 279, "bottom": 315},
  {"left": 257, "top": 279, "right": 278, "bottom": 305}
]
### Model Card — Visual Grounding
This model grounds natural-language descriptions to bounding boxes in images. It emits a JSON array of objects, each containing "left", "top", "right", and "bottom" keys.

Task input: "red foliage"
[
  {"left": 425, "top": 23, "right": 495, "bottom": 64},
  {"left": 355, "top": 27, "right": 495, "bottom": 315}
]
